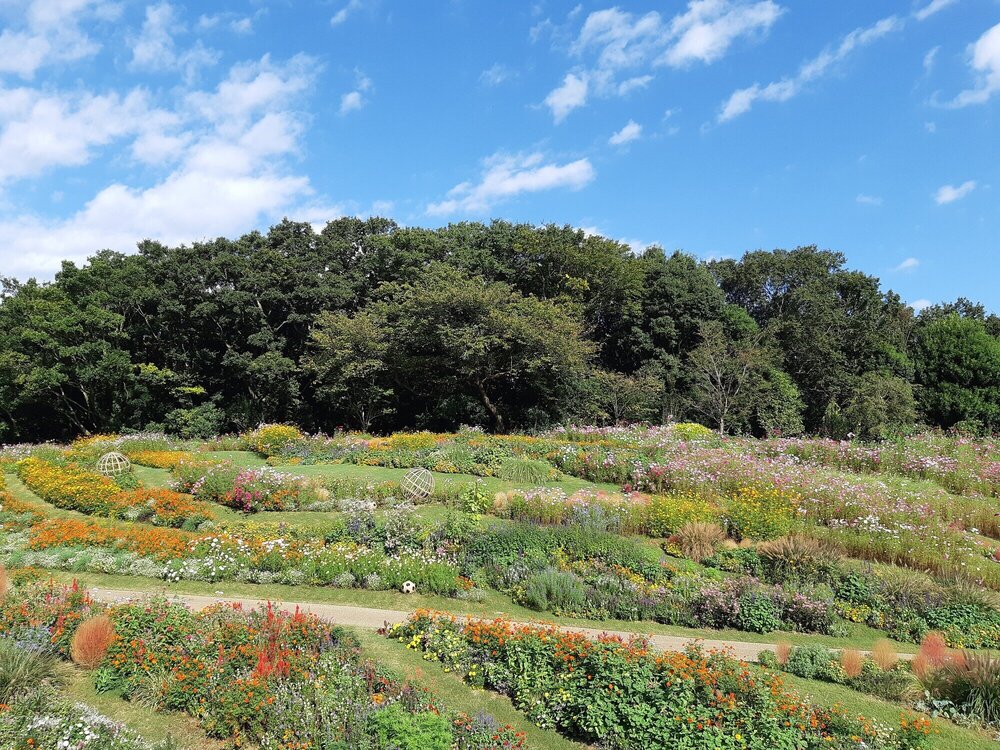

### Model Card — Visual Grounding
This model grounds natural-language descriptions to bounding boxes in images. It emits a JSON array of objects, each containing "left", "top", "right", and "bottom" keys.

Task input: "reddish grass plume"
[
  {"left": 871, "top": 639, "right": 898, "bottom": 671},
  {"left": 71, "top": 615, "right": 115, "bottom": 668},
  {"left": 840, "top": 648, "right": 863, "bottom": 678}
]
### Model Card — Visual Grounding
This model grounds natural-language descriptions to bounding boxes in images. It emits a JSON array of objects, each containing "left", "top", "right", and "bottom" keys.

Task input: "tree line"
[{"left": 1, "top": 217, "right": 998, "bottom": 441}]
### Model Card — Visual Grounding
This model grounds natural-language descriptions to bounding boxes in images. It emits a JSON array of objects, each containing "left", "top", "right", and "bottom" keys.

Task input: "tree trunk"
[{"left": 474, "top": 380, "right": 504, "bottom": 432}]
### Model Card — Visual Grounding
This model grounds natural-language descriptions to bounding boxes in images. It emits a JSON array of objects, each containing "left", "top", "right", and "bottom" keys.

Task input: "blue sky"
[{"left": 0, "top": 1, "right": 998, "bottom": 311}]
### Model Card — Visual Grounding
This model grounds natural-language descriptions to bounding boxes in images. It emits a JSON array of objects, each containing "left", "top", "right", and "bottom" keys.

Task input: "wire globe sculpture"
[
  {"left": 97, "top": 452, "right": 131, "bottom": 477},
  {"left": 400, "top": 467, "right": 434, "bottom": 501}
]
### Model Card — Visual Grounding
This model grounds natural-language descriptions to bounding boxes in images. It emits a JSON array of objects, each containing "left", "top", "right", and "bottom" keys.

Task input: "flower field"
[{"left": 2, "top": 424, "right": 1000, "bottom": 747}]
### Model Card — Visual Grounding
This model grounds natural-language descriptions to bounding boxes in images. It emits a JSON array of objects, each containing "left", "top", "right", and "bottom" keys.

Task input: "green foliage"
[
  {"left": 914, "top": 313, "right": 1000, "bottom": 430},
  {"left": 2, "top": 221, "right": 983, "bottom": 441},
  {"left": 368, "top": 704, "right": 453, "bottom": 750},
  {"left": 518, "top": 568, "right": 587, "bottom": 613},
  {"left": 784, "top": 644, "right": 835, "bottom": 680},
  {"left": 0, "top": 639, "right": 61, "bottom": 704},
  {"left": 495, "top": 457, "right": 556, "bottom": 484}
]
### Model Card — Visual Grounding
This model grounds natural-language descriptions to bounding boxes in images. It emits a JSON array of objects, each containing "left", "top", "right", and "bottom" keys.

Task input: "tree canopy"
[{"left": 0, "top": 218, "right": 995, "bottom": 441}]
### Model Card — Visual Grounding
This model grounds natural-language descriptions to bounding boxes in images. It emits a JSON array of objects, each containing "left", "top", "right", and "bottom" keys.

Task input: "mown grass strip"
[{"left": 63, "top": 667, "right": 224, "bottom": 750}]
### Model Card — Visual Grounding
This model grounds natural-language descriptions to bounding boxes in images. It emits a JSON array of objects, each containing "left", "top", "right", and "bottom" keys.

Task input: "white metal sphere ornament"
[
  {"left": 400, "top": 467, "right": 434, "bottom": 501},
  {"left": 401, "top": 580, "right": 416, "bottom": 594},
  {"left": 97, "top": 452, "right": 131, "bottom": 476}
]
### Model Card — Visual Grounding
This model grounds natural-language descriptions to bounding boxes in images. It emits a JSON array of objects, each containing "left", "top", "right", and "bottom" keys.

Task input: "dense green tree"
[
  {"left": 306, "top": 308, "right": 394, "bottom": 431},
  {"left": 377, "top": 264, "right": 594, "bottom": 431},
  {"left": 712, "top": 246, "right": 909, "bottom": 430},
  {"left": 913, "top": 314, "right": 1000, "bottom": 430}
]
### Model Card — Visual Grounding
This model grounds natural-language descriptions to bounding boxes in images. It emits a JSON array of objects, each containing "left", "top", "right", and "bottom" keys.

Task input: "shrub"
[
  {"left": 243, "top": 424, "right": 304, "bottom": 456},
  {"left": 918, "top": 631, "right": 949, "bottom": 669},
  {"left": 724, "top": 484, "right": 798, "bottom": 540},
  {"left": 519, "top": 568, "right": 586, "bottom": 613},
  {"left": 0, "top": 566, "right": 6, "bottom": 600},
  {"left": 736, "top": 590, "right": 781, "bottom": 633},
  {"left": 775, "top": 641, "right": 791, "bottom": 666},
  {"left": 496, "top": 458, "right": 556, "bottom": 484},
  {"left": 390, "top": 611, "right": 924, "bottom": 750},
  {"left": 368, "top": 704, "right": 452, "bottom": 750},
  {"left": 785, "top": 644, "right": 834, "bottom": 680},
  {"left": 942, "top": 650, "right": 1000, "bottom": 725},
  {"left": 757, "top": 534, "right": 841, "bottom": 583},
  {"left": 70, "top": 615, "right": 115, "bottom": 668},
  {"left": 674, "top": 521, "right": 726, "bottom": 562}
]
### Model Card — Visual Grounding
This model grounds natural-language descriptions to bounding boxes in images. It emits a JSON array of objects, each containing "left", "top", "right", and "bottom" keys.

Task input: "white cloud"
[
  {"left": 934, "top": 180, "right": 976, "bottom": 204},
  {"left": 130, "top": 3, "right": 219, "bottom": 81},
  {"left": 427, "top": 151, "right": 595, "bottom": 215},
  {"left": 909, "top": 299, "right": 932, "bottom": 312},
  {"left": 544, "top": 2, "right": 782, "bottom": 121},
  {"left": 339, "top": 71, "right": 372, "bottom": 115},
  {"left": 0, "top": 87, "right": 158, "bottom": 183},
  {"left": 914, "top": 0, "right": 959, "bottom": 22},
  {"left": 331, "top": 0, "right": 363, "bottom": 26},
  {"left": 617, "top": 75, "right": 653, "bottom": 94},
  {"left": 480, "top": 64, "right": 514, "bottom": 86},
  {"left": 856, "top": 193, "right": 883, "bottom": 206},
  {"left": 719, "top": 15, "right": 901, "bottom": 121},
  {"left": 339, "top": 91, "right": 362, "bottom": 114},
  {"left": 893, "top": 257, "right": 919, "bottom": 271},
  {"left": 944, "top": 22, "right": 1000, "bottom": 107},
  {"left": 924, "top": 121, "right": 937, "bottom": 133},
  {"left": 661, "top": 0, "right": 784, "bottom": 67},
  {"left": 544, "top": 73, "right": 589, "bottom": 122},
  {"left": 923, "top": 45, "right": 939, "bottom": 72},
  {"left": 197, "top": 12, "right": 256, "bottom": 35},
  {"left": 609, "top": 119, "right": 642, "bottom": 145},
  {"left": 0, "top": 0, "right": 112, "bottom": 78},
  {"left": 0, "top": 54, "right": 337, "bottom": 278}
]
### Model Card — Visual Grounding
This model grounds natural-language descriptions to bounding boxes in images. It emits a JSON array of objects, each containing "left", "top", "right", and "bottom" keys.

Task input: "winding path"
[{"left": 86, "top": 587, "right": 903, "bottom": 662}]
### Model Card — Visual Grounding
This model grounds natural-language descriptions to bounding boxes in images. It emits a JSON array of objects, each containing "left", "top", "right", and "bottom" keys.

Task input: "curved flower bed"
[
  {"left": 16, "top": 458, "right": 213, "bottom": 528},
  {"left": 388, "top": 610, "right": 933, "bottom": 750}
]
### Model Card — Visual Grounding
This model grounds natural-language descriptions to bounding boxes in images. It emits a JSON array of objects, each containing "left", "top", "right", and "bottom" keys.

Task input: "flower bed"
[
  {"left": 16, "top": 457, "right": 213, "bottom": 528},
  {"left": 0, "top": 582, "right": 525, "bottom": 750},
  {"left": 387, "top": 610, "right": 933, "bottom": 749}
]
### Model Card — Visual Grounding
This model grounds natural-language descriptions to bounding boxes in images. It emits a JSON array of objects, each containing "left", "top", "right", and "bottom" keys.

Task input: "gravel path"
[{"left": 86, "top": 587, "right": 879, "bottom": 662}]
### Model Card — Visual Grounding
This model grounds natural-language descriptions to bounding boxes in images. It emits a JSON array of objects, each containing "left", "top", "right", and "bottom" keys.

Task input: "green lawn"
[
  {"left": 196, "top": 449, "right": 620, "bottom": 494},
  {"left": 63, "top": 667, "right": 223, "bottom": 749}
]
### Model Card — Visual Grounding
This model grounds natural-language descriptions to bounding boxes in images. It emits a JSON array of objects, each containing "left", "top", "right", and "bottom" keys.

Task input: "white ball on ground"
[{"left": 401, "top": 580, "right": 416, "bottom": 594}]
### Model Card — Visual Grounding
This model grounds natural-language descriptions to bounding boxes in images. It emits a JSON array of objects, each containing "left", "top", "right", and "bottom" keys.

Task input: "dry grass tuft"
[
  {"left": 840, "top": 648, "right": 863, "bottom": 678},
  {"left": 675, "top": 521, "right": 726, "bottom": 562},
  {"left": 775, "top": 641, "right": 791, "bottom": 666},
  {"left": 870, "top": 639, "right": 898, "bottom": 671}
]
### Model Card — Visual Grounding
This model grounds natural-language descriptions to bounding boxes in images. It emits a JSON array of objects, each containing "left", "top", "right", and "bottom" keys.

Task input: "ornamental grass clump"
[
  {"left": 942, "top": 650, "right": 1000, "bottom": 725},
  {"left": 840, "top": 648, "right": 864, "bottom": 678},
  {"left": 871, "top": 639, "right": 898, "bottom": 670},
  {"left": 0, "top": 638, "right": 61, "bottom": 704},
  {"left": 674, "top": 521, "right": 726, "bottom": 562},
  {"left": 70, "top": 614, "right": 115, "bottom": 668}
]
